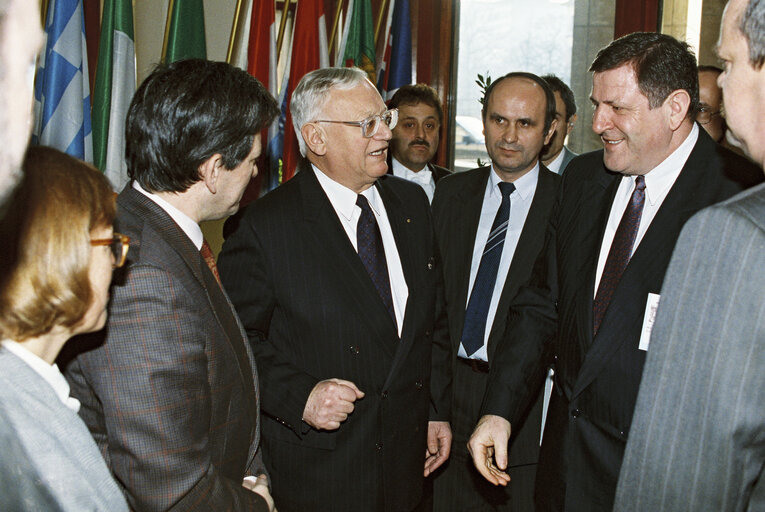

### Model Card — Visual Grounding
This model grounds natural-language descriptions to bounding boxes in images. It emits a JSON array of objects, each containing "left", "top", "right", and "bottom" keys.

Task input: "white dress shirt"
[
  {"left": 314, "top": 165, "right": 408, "bottom": 336},
  {"left": 391, "top": 157, "right": 436, "bottom": 203},
  {"left": 594, "top": 123, "right": 699, "bottom": 295},
  {"left": 134, "top": 181, "right": 204, "bottom": 250},
  {"left": 459, "top": 163, "right": 540, "bottom": 361},
  {"left": 2, "top": 340, "right": 80, "bottom": 412},
  {"left": 545, "top": 149, "right": 566, "bottom": 175}
]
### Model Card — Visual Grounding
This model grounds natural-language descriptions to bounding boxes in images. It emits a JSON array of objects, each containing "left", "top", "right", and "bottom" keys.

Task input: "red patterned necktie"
[
  {"left": 200, "top": 239, "right": 222, "bottom": 287},
  {"left": 593, "top": 175, "right": 646, "bottom": 336}
]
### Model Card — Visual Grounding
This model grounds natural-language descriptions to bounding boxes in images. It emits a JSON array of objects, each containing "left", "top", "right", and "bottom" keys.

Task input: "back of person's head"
[
  {"left": 541, "top": 74, "right": 577, "bottom": 121},
  {"left": 482, "top": 71, "right": 558, "bottom": 136},
  {"left": 291, "top": 67, "right": 369, "bottom": 156},
  {"left": 0, "top": 146, "right": 116, "bottom": 340},
  {"left": 387, "top": 84, "right": 443, "bottom": 124},
  {"left": 590, "top": 32, "right": 700, "bottom": 118},
  {"left": 126, "top": 59, "right": 278, "bottom": 193},
  {"left": 741, "top": 0, "right": 765, "bottom": 68}
]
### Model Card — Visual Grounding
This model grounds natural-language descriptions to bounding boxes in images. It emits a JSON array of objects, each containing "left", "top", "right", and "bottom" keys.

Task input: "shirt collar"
[
  {"left": 2, "top": 340, "right": 81, "bottom": 412},
  {"left": 313, "top": 164, "right": 384, "bottom": 220},
  {"left": 133, "top": 181, "right": 204, "bottom": 249},
  {"left": 638, "top": 123, "right": 699, "bottom": 206},
  {"left": 391, "top": 157, "right": 432, "bottom": 184},
  {"left": 489, "top": 161, "right": 540, "bottom": 201},
  {"left": 545, "top": 149, "right": 566, "bottom": 174}
]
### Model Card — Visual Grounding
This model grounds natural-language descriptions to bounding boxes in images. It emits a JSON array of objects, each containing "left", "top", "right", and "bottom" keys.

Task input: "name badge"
[{"left": 639, "top": 293, "right": 660, "bottom": 351}]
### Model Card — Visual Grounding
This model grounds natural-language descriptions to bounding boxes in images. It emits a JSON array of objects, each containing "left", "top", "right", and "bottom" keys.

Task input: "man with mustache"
[
  {"left": 468, "top": 33, "right": 759, "bottom": 511},
  {"left": 387, "top": 84, "right": 450, "bottom": 203},
  {"left": 432, "top": 72, "right": 560, "bottom": 511}
]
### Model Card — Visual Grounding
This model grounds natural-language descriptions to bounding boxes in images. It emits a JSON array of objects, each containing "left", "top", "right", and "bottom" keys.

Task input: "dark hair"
[
  {"left": 541, "top": 74, "right": 577, "bottom": 121},
  {"left": 387, "top": 84, "right": 443, "bottom": 124},
  {"left": 590, "top": 32, "right": 700, "bottom": 118},
  {"left": 481, "top": 71, "right": 557, "bottom": 136},
  {"left": 741, "top": 0, "right": 765, "bottom": 69},
  {"left": 125, "top": 59, "right": 279, "bottom": 193}
]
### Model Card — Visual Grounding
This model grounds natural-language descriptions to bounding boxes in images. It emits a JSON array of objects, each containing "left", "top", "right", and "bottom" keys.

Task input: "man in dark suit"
[
  {"left": 615, "top": 1, "right": 765, "bottom": 509},
  {"left": 541, "top": 75, "right": 578, "bottom": 175},
  {"left": 468, "top": 32, "right": 759, "bottom": 512},
  {"left": 217, "top": 67, "right": 452, "bottom": 512},
  {"left": 432, "top": 72, "right": 560, "bottom": 512},
  {"left": 386, "top": 84, "right": 451, "bottom": 202},
  {"left": 63, "top": 60, "right": 279, "bottom": 511}
]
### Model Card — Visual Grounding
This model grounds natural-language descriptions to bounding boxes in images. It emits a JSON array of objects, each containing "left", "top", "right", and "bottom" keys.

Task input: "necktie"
[
  {"left": 356, "top": 194, "right": 396, "bottom": 322},
  {"left": 200, "top": 239, "right": 222, "bottom": 287},
  {"left": 405, "top": 167, "right": 433, "bottom": 187},
  {"left": 593, "top": 175, "right": 646, "bottom": 336},
  {"left": 461, "top": 181, "right": 516, "bottom": 357}
]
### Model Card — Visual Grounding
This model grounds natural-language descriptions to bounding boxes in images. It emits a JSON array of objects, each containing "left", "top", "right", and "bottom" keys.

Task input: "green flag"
[
  {"left": 341, "top": 0, "right": 376, "bottom": 82},
  {"left": 92, "top": 0, "right": 135, "bottom": 190},
  {"left": 163, "top": 0, "right": 207, "bottom": 63}
]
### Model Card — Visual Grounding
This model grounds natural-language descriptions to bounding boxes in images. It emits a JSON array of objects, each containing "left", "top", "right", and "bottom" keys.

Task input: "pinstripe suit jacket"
[
  {"left": 217, "top": 166, "right": 452, "bottom": 512},
  {"left": 0, "top": 348, "right": 128, "bottom": 511},
  {"left": 63, "top": 187, "right": 268, "bottom": 512},
  {"left": 614, "top": 183, "right": 765, "bottom": 512}
]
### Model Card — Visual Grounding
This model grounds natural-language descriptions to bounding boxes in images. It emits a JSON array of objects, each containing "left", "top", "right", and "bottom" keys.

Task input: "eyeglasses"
[
  {"left": 90, "top": 233, "right": 130, "bottom": 268},
  {"left": 315, "top": 108, "right": 398, "bottom": 138},
  {"left": 697, "top": 105, "right": 721, "bottom": 125}
]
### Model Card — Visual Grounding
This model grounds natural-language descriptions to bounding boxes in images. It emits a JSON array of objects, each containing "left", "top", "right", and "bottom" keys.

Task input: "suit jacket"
[
  {"left": 559, "top": 147, "right": 577, "bottom": 174},
  {"left": 0, "top": 348, "right": 128, "bottom": 511},
  {"left": 614, "top": 183, "right": 765, "bottom": 512},
  {"left": 63, "top": 187, "right": 268, "bottom": 512},
  {"left": 217, "top": 165, "right": 452, "bottom": 512},
  {"left": 386, "top": 152, "right": 452, "bottom": 182},
  {"left": 481, "top": 128, "right": 757, "bottom": 512}
]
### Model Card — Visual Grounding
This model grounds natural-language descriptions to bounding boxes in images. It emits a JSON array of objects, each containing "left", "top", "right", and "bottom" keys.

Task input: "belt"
[{"left": 457, "top": 356, "right": 489, "bottom": 373}]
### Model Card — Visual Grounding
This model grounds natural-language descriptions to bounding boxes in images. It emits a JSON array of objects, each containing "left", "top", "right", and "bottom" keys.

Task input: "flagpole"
[
  {"left": 40, "top": 0, "right": 49, "bottom": 25},
  {"left": 374, "top": 0, "right": 389, "bottom": 46},
  {"left": 161, "top": 0, "right": 175, "bottom": 61},
  {"left": 328, "top": 0, "right": 344, "bottom": 61},
  {"left": 226, "top": 0, "right": 246, "bottom": 63},
  {"left": 276, "top": 0, "right": 292, "bottom": 60}
]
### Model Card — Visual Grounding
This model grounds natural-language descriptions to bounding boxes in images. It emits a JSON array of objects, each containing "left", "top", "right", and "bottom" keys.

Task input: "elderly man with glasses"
[{"left": 218, "top": 67, "right": 453, "bottom": 512}]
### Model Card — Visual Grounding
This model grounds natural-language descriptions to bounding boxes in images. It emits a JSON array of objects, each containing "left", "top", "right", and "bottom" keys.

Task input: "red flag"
[{"left": 280, "top": 0, "right": 329, "bottom": 182}]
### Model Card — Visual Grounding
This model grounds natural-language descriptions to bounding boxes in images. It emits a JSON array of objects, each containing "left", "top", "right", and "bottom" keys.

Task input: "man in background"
[
  {"left": 432, "top": 72, "right": 560, "bottom": 512},
  {"left": 468, "top": 32, "right": 757, "bottom": 511},
  {"left": 387, "top": 84, "right": 450, "bottom": 202},
  {"left": 615, "top": 0, "right": 765, "bottom": 509},
  {"left": 697, "top": 65, "right": 726, "bottom": 142},
  {"left": 541, "top": 74, "right": 578, "bottom": 174}
]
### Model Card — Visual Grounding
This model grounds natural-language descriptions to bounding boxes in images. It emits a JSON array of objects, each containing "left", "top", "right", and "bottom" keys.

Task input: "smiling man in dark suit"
[
  {"left": 63, "top": 59, "right": 279, "bottom": 511},
  {"left": 218, "top": 67, "right": 452, "bottom": 512},
  {"left": 432, "top": 72, "right": 560, "bottom": 512},
  {"left": 468, "top": 32, "right": 759, "bottom": 512}
]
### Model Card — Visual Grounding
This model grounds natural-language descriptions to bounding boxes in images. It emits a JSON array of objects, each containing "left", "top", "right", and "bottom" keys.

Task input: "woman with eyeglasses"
[{"left": 0, "top": 146, "right": 129, "bottom": 511}]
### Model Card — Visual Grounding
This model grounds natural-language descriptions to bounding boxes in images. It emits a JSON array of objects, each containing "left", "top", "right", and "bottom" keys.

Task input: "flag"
[
  {"left": 377, "top": 0, "right": 412, "bottom": 100},
  {"left": 338, "top": 0, "right": 376, "bottom": 82},
  {"left": 92, "top": 0, "right": 135, "bottom": 191},
  {"left": 163, "top": 0, "right": 206, "bottom": 63},
  {"left": 271, "top": 0, "right": 329, "bottom": 184},
  {"left": 33, "top": 0, "right": 93, "bottom": 162}
]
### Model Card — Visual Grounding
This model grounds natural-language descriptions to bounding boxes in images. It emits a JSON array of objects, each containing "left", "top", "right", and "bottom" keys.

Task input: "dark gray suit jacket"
[
  {"left": 614, "top": 183, "right": 765, "bottom": 512},
  {"left": 64, "top": 186, "right": 267, "bottom": 511},
  {"left": 218, "top": 166, "right": 452, "bottom": 512},
  {"left": 481, "top": 128, "right": 757, "bottom": 512}
]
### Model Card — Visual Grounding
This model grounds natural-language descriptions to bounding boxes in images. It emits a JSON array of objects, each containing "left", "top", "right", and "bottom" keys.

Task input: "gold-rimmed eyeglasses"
[
  {"left": 697, "top": 105, "right": 721, "bottom": 125},
  {"left": 315, "top": 108, "right": 398, "bottom": 138},
  {"left": 90, "top": 233, "right": 130, "bottom": 268}
]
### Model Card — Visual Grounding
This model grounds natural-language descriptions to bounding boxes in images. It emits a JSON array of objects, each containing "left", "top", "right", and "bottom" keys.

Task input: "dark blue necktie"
[
  {"left": 356, "top": 194, "right": 396, "bottom": 323},
  {"left": 593, "top": 175, "right": 646, "bottom": 336},
  {"left": 461, "top": 181, "right": 516, "bottom": 356}
]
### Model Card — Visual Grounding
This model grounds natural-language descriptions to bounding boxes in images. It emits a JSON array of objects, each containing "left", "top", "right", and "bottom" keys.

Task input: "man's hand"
[
  {"left": 467, "top": 414, "right": 512, "bottom": 486},
  {"left": 424, "top": 421, "right": 452, "bottom": 477},
  {"left": 302, "top": 378, "right": 364, "bottom": 430},
  {"left": 242, "top": 474, "right": 277, "bottom": 512}
]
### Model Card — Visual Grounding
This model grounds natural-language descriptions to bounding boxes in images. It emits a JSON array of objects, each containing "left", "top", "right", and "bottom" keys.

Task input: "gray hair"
[
  {"left": 741, "top": 0, "right": 765, "bottom": 69},
  {"left": 290, "top": 67, "right": 368, "bottom": 156}
]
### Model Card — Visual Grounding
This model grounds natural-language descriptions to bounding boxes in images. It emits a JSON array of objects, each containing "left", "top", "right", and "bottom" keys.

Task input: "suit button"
[
  {"left": 572, "top": 409, "right": 580, "bottom": 418},
  {"left": 425, "top": 330, "right": 431, "bottom": 337},
  {"left": 349, "top": 345, "right": 360, "bottom": 354},
  {"left": 382, "top": 391, "right": 388, "bottom": 399},
  {"left": 376, "top": 443, "right": 383, "bottom": 451},
  {"left": 415, "top": 380, "right": 423, "bottom": 390}
]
